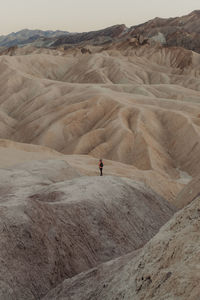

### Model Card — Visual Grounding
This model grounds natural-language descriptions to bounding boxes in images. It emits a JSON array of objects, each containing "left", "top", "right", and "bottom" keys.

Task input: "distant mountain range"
[
  {"left": 0, "top": 10, "right": 200, "bottom": 53},
  {"left": 0, "top": 29, "right": 69, "bottom": 48}
]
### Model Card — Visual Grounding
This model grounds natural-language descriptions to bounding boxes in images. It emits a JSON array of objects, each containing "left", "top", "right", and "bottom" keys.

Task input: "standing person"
[{"left": 98, "top": 159, "right": 104, "bottom": 176}]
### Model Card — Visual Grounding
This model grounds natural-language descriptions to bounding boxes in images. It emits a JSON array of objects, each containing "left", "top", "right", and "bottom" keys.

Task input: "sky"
[{"left": 0, "top": 0, "right": 199, "bottom": 35}]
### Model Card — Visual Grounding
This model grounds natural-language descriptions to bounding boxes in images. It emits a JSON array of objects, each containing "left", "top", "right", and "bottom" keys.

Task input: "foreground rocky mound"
[
  {"left": 44, "top": 195, "right": 200, "bottom": 300},
  {"left": 0, "top": 159, "right": 175, "bottom": 299}
]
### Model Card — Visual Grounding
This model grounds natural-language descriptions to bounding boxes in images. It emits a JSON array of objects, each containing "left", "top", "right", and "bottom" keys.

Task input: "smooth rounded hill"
[
  {"left": 0, "top": 47, "right": 199, "bottom": 182},
  {"left": 0, "top": 139, "right": 187, "bottom": 202},
  {"left": 0, "top": 159, "right": 176, "bottom": 299},
  {"left": 0, "top": 45, "right": 199, "bottom": 203}
]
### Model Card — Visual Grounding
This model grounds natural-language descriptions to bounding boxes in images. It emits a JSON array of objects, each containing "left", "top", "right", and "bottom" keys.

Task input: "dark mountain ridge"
[
  {"left": 130, "top": 10, "right": 200, "bottom": 53},
  {"left": 0, "top": 10, "right": 200, "bottom": 53}
]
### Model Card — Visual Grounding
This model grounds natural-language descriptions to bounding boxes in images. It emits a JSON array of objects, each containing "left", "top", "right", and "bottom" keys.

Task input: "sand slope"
[
  {"left": 0, "top": 45, "right": 200, "bottom": 201},
  {"left": 0, "top": 139, "right": 188, "bottom": 202}
]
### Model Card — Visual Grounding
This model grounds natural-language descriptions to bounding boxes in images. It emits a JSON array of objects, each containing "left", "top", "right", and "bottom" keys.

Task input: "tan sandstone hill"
[
  {"left": 0, "top": 44, "right": 199, "bottom": 202},
  {"left": 0, "top": 139, "right": 187, "bottom": 202}
]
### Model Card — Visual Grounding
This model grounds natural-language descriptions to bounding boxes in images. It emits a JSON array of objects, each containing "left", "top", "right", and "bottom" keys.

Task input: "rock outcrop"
[{"left": 130, "top": 10, "right": 200, "bottom": 53}]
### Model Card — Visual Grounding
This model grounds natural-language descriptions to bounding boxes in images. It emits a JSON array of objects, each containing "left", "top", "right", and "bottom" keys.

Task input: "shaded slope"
[
  {"left": 43, "top": 195, "right": 200, "bottom": 300},
  {"left": 131, "top": 10, "right": 200, "bottom": 53},
  {"left": 0, "top": 160, "right": 175, "bottom": 299},
  {"left": 52, "top": 24, "right": 127, "bottom": 47},
  {"left": 174, "top": 173, "right": 200, "bottom": 209}
]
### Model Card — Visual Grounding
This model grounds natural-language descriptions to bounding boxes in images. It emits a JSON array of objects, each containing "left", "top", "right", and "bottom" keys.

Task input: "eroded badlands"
[{"left": 0, "top": 41, "right": 200, "bottom": 299}]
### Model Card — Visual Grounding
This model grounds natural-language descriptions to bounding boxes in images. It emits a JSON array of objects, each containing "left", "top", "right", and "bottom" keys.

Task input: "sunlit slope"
[
  {"left": 0, "top": 45, "right": 200, "bottom": 184},
  {"left": 0, "top": 139, "right": 186, "bottom": 202}
]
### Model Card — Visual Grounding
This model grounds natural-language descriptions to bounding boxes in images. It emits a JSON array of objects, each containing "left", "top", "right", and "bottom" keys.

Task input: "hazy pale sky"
[{"left": 0, "top": 0, "right": 199, "bottom": 35}]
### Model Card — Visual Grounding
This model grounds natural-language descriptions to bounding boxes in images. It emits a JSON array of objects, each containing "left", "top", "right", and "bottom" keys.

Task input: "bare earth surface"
[
  {"left": 0, "top": 14, "right": 200, "bottom": 299},
  {"left": 0, "top": 159, "right": 175, "bottom": 299},
  {"left": 1, "top": 44, "right": 200, "bottom": 202},
  {"left": 43, "top": 195, "right": 200, "bottom": 300},
  {"left": 0, "top": 139, "right": 186, "bottom": 201}
]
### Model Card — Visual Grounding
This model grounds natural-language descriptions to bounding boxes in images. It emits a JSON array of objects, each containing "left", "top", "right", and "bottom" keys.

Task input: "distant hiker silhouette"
[{"left": 98, "top": 159, "right": 104, "bottom": 176}]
